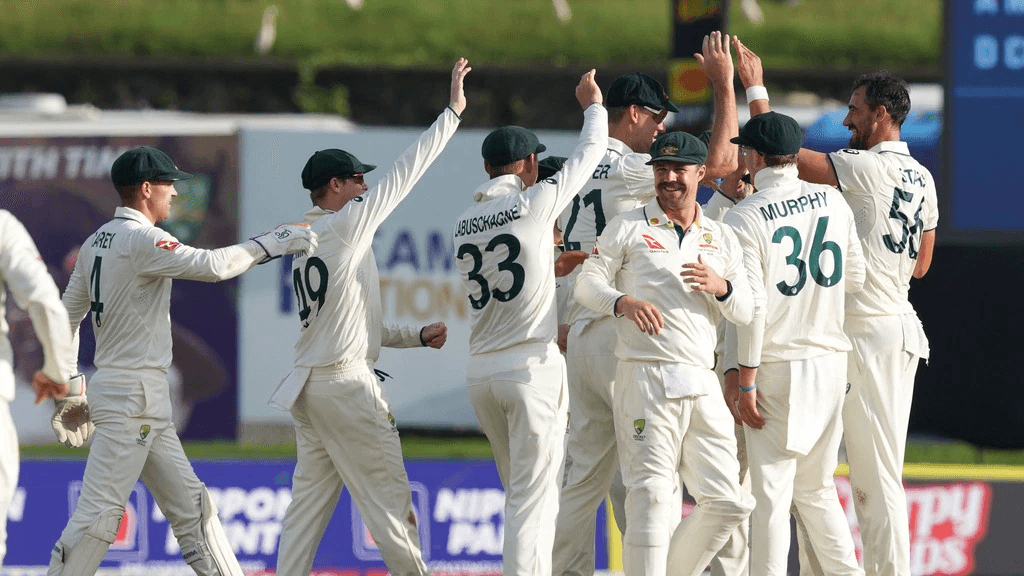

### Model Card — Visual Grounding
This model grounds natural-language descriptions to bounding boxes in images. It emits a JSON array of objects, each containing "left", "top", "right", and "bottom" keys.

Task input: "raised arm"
[
  {"left": 696, "top": 31, "right": 739, "bottom": 181},
  {"left": 733, "top": 37, "right": 837, "bottom": 187}
]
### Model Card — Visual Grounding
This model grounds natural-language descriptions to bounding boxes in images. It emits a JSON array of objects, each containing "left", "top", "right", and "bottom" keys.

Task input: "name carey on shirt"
[
  {"left": 454, "top": 205, "right": 521, "bottom": 237},
  {"left": 758, "top": 190, "right": 828, "bottom": 222}
]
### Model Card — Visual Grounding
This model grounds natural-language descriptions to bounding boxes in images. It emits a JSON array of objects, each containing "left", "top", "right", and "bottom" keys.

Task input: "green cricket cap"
[
  {"left": 110, "top": 146, "right": 193, "bottom": 187},
  {"left": 646, "top": 131, "right": 708, "bottom": 165},
  {"left": 481, "top": 126, "right": 546, "bottom": 167},
  {"left": 537, "top": 156, "right": 568, "bottom": 181},
  {"left": 731, "top": 111, "right": 803, "bottom": 156},
  {"left": 301, "top": 149, "right": 376, "bottom": 191},
  {"left": 606, "top": 72, "right": 680, "bottom": 113}
]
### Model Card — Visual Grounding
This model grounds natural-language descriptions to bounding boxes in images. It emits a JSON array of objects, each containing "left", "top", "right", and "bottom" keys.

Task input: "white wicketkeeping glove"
[
  {"left": 252, "top": 224, "right": 318, "bottom": 263},
  {"left": 51, "top": 374, "right": 95, "bottom": 448}
]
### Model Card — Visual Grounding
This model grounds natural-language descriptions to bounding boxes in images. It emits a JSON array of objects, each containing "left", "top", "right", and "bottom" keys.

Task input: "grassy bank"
[{"left": 0, "top": 0, "right": 940, "bottom": 71}]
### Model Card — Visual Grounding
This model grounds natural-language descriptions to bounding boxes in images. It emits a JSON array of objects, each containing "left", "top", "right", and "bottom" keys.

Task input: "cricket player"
[
  {"left": 48, "top": 146, "right": 317, "bottom": 576},
  {"left": 723, "top": 112, "right": 866, "bottom": 576},
  {"left": 270, "top": 58, "right": 470, "bottom": 576},
  {"left": 575, "top": 130, "right": 755, "bottom": 576},
  {"left": 735, "top": 39, "right": 936, "bottom": 576},
  {"left": 453, "top": 69, "right": 605, "bottom": 576},
  {"left": 552, "top": 31, "right": 742, "bottom": 576},
  {"left": 0, "top": 211, "right": 77, "bottom": 566}
]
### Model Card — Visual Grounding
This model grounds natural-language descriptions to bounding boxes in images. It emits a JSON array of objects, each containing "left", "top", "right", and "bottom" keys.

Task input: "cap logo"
[{"left": 659, "top": 145, "right": 679, "bottom": 156}]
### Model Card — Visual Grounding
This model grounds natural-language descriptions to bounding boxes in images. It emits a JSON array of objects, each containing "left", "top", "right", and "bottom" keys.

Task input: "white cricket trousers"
[
  {"left": 276, "top": 363, "right": 429, "bottom": 576},
  {"left": 844, "top": 314, "right": 922, "bottom": 576},
  {"left": 54, "top": 368, "right": 221, "bottom": 565},
  {"left": 709, "top": 366, "right": 751, "bottom": 576},
  {"left": 553, "top": 316, "right": 627, "bottom": 576},
  {"left": 0, "top": 400, "right": 17, "bottom": 565},
  {"left": 614, "top": 360, "right": 753, "bottom": 576},
  {"left": 467, "top": 343, "right": 568, "bottom": 576},
  {"left": 744, "top": 355, "right": 862, "bottom": 576}
]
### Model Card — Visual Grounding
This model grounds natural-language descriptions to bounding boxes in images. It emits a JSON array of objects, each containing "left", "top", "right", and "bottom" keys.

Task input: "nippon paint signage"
[{"left": 5, "top": 459, "right": 518, "bottom": 574}]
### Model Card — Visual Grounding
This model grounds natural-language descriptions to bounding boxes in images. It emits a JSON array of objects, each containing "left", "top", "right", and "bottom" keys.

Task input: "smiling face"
[
  {"left": 843, "top": 86, "right": 878, "bottom": 150},
  {"left": 653, "top": 160, "right": 706, "bottom": 210},
  {"left": 631, "top": 105, "right": 668, "bottom": 152}
]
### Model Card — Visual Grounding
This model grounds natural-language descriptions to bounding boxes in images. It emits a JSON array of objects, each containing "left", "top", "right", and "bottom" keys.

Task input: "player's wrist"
[
  {"left": 745, "top": 85, "right": 769, "bottom": 103},
  {"left": 715, "top": 280, "right": 733, "bottom": 301},
  {"left": 613, "top": 294, "right": 628, "bottom": 318},
  {"left": 419, "top": 327, "right": 427, "bottom": 347}
]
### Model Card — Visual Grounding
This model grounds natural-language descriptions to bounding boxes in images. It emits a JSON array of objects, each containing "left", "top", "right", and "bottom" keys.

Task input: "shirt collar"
[
  {"left": 752, "top": 164, "right": 799, "bottom": 191},
  {"left": 473, "top": 174, "right": 524, "bottom": 202},
  {"left": 303, "top": 206, "right": 332, "bottom": 224},
  {"left": 607, "top": 137, "right": 636, "bottom": 156},
  {"left": 642, "top": 197, "right": 704, "bottom": 233},
  {"left": 114, "top": 206, "right": 152, "bottom": 225},
  {"left": 870, "top": 140, "right": 911, "bottom": 155}
]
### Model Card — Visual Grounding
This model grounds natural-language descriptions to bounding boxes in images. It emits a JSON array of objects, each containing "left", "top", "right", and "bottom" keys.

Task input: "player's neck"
[
  {"left": 658, "top": 198, "right": 696, "bottom": 229},
  {"left": 866, "top": 125, "right": 901, "bottom": 149},
  {"left": 124, "top": 201, "right": 159, "bottom": 225}
]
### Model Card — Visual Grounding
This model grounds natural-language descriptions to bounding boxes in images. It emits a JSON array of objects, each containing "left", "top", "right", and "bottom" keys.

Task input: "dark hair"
[
  {"left": 762, "top": 152, "right": 798, "bottom": 168},
  {"left": 607, "top": 106, "right": 630, "bottom": 124},
  {"left": 852, "top": 70, "right": 910, "bottom": 127},
  {"left": 115, "top": 183, "right": 142, "bottom": 204}
]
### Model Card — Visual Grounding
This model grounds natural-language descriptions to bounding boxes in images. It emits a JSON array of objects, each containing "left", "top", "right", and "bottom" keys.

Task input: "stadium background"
[{"left": 2, "top": 0, "right": 1022, "bottom": 574}]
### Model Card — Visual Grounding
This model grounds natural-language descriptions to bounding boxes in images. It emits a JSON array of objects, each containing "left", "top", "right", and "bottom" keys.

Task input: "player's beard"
[{"left": 848, "top": 124, "right": 872, "bottom": 150}]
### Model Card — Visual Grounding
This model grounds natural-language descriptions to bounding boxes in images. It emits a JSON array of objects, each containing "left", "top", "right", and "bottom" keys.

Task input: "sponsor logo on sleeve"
[{"left": 155, "top": 239, "right": 180, "bottom": 251}]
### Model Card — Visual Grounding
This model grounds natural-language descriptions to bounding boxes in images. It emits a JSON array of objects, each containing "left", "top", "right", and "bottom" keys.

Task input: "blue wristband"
[{"left": 739, "top": 384, "right": 757, "bottom": 392}]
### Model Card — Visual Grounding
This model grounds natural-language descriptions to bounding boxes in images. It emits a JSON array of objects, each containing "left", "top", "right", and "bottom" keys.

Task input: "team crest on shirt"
[
  {"left": 641, "top": 234, "right": 667, "bottom": 252},
  {"left": 136, "top": 424, "right": 151, "bottom": 446},
  {"left": 698, "top": 230, "right": 720, "bottom": 253},
  {"left": 632, "top": 418, "right": 646, "bottom": 441},
  {"left": 155, "top": 239, "right": 180, "bottom": 251},
  {"left": 388, "top": 412, "right": 396, "bottom": 431}
]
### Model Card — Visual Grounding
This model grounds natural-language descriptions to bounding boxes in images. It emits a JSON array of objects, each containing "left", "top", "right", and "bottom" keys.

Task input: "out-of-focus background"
[{"left": 2, "top": 1, "right": 1022, "bottom": 574}]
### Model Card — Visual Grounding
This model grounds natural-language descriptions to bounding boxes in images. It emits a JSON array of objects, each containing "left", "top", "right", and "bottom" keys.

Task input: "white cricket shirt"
[
  {"left": 575, "top": 200, "right": 753, "bottom": 369},
  {"left": 454, "top": 103, "right": 607, "bottom": 357},
  {"left": 724, "top": 165, "right": 866, "bottom": 365},
  {"left": 828, "top": 141, "right": 938, "bottom": 317},
  {"left": 63, "top": 206, "right": 264, "bottom": 372},
  {"left": 555, "top": 137, "right": 655, "bottom": 329},
  {"left": 290, "top": 108, "right": 461, "bottom": 370},
  {"left": 0, "top": 210, "right": 75, "bottom": 401}
]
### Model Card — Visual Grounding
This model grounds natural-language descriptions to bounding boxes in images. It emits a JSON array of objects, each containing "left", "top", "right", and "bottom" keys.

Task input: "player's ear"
[{"left": 696, "top": 164, "right": 708, "bottom": 181}]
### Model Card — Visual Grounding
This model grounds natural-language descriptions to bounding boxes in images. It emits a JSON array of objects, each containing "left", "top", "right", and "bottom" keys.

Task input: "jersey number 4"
[
  {"left": 293, "top": 257, "right": 329, "bottom": 326},
  {"left": 772, "top": 216, "right": 843, "bottom": 296},
  {"left": 89, "top": 256, "right": 104, "bottom": 327},
  {"left": 457, "top": 234, "right": 525, "bottom": 310}
]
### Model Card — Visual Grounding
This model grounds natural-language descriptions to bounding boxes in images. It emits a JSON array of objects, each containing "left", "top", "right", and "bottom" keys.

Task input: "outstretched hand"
[
  {"left": 695, "top": 31, "right": 734, "bottom": 87},
  {"left": 732, "top": 37, "right": 764, "bottom": 89},
  {"left": 576, "top": 69, "right": 602, "bottom": 109},
  {"left": 449, "top": 58, "right": 472, "bottom": 116}
]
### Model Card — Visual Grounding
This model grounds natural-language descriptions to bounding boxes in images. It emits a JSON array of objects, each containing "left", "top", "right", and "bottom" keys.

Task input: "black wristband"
[
  {"left": 613, "top": 295, "right": 627, "bottom": 318},
  {"left": 447, "top": 106, "right": 463, "bottom": 121},
  {"left": 419, "top": 327, "right": 428, "bottom": 347},
  {"left": 715, "top": 280, "right": 733, "bottom": 302}
]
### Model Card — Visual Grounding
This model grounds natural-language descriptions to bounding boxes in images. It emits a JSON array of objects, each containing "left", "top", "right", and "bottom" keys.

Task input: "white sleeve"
[
  {"left": 0, "top": 212, "right": 75, "bottom": 384},
  {"left": 527, "top": 103, "right": 609, "bottom": 224},
  {"left": 618, "top": 152, "right": 655, "bottom": 199},
  {"left": 381, "top": 323, "right": 422, "bottom": 348},
  {"left": 714, "top": 225, "right": 753, "bottom": 326},
  {"left": 133, "top": 229, "right": 265, "bottom": 282},
  {"left": 330, "top": 108, "right": 462, "bottom": 252},
  {"left": 723, "top": 208, "right": 766, "bottom": 367},
  {"left": 828, "top": 149, "right": 885, "bottom": 199},
  {"left": 921, "top": 172, "right": 939, "bottom": 231},
  {"left": 574, "top": 218, "right": 627, "bottom": 317}
]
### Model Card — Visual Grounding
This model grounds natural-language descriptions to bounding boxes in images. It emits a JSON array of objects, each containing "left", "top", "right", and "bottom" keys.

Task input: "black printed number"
[
  {"left": 882, "top": 186, "right": 923, "bottom": 259},
  {"left": 457, "top": 234, "right": 526, "bottom": 310},
  {"left": 561, "top": 188, "right": 605, "bottom": 251},
  {"left": 89, "top": 256, "right": 104, "bottom": 327},
  {"left": 771, "top": 216, "right": 843, "bottom": 297},
  {"left": 293, "top": 257, "right": 329, "bottom": 325}
]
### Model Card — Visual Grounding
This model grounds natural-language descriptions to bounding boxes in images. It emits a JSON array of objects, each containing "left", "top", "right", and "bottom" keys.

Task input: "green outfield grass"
[
  {"left": 0, "top": 0, "right": 939, "bottom": 71},
  {"left": 19, "top": 435, "right": 1024, "bottom": 466}
]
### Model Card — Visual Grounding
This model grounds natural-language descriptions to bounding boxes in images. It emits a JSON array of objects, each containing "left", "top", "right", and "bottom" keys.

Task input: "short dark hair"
[
  {"left": 607, "top": 106, "right": 630, "bottom": 124},
  {"left": 115, "top": 183, "right": 143, "bottom": 204},
  {"left": 852, "top": 70, "right": 910, "bottom": 127},
  {"left": 762, "top": 152, "right": 798, "bottom": 168},
  {"left": 486, "top": 158, "right": 526, "bottom": 180}
]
